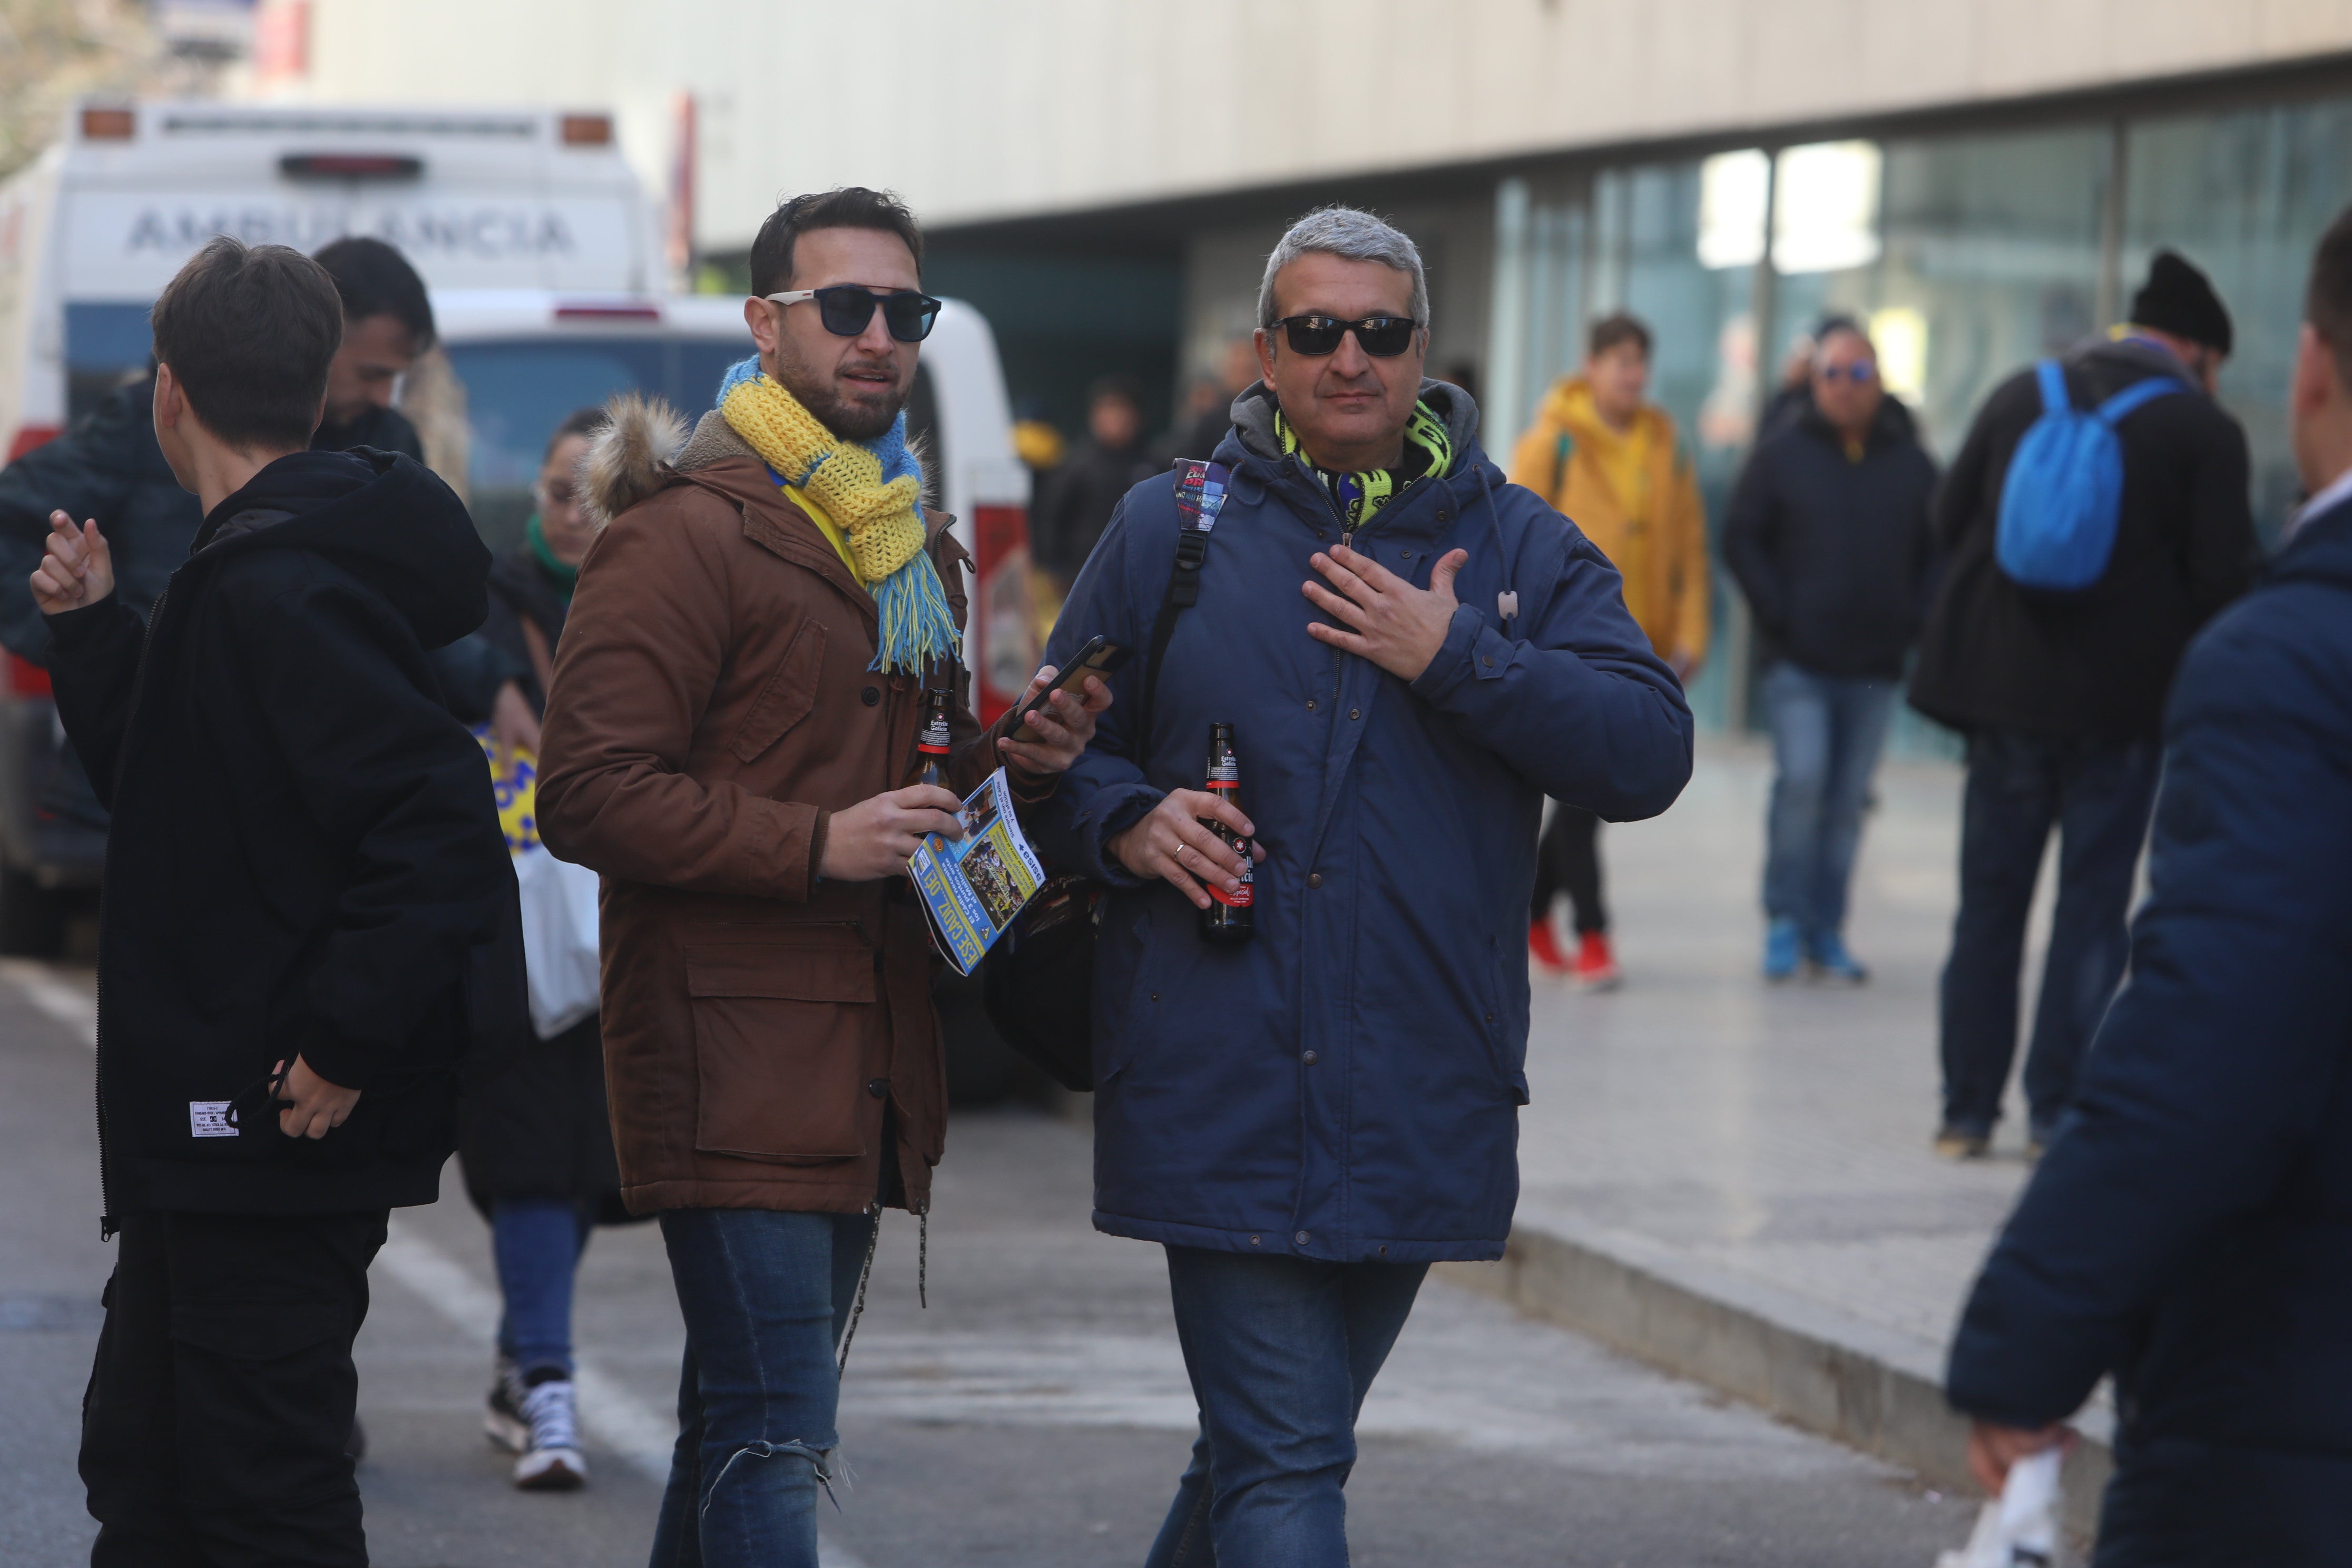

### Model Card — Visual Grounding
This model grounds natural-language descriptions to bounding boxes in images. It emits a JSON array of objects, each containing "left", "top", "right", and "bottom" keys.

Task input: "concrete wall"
[{"left": 253, "top": 0, "right": 2352, "bottom": 251}]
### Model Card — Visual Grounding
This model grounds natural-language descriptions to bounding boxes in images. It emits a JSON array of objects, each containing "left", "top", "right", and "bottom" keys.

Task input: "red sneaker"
[
  {"left": 1528, "top": 918, "right": 1573, "bottom": 974},
  {"left": 1572, "top": 931, "right": 1623, "bottom": 990}
]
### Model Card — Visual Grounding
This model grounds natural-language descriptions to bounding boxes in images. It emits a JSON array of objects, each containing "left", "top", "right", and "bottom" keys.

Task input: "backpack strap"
[
  {"left": 1550, "top": 429, "right": 1575, "bottom": 503},
  {"left": 2095, "top": 374, "right": 2183, "bottom": 425},
  {"left": 1134, "top": 459, "right": 1232, "bottom": 751},
  {"left": 2034, "top": 358, "right": 2071, "bottom": 414}
]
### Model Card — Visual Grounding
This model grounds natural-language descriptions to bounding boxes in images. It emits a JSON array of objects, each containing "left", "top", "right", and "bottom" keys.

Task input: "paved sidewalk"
[{"left": 1448, "top": 736, "right": 2114, "bottom": 1520}]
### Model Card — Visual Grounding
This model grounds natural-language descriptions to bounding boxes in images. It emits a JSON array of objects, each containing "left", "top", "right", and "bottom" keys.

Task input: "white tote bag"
[{"left": 513, "top": 844, "right": 601, "bottom": 1040}]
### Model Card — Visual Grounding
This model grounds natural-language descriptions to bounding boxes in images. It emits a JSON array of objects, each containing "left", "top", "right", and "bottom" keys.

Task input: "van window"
[
  {"left": 65, "top": 303, "right": 159, "bottom": 422},
  {"left": 905, "top": 361, "right": 945, "bottom": 492},
  {"left": 443, "top": 336, "right": 747, "bottom": 545}
]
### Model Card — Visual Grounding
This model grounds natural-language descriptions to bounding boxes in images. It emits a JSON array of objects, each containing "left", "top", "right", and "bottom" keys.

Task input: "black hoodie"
[{"left": 46, "top": 448, "right": 522, "bottom": 1224}]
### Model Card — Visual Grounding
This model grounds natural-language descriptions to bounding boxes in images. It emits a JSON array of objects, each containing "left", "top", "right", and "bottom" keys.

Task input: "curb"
[{"left": 1434, "top": 1219, "right": 2114, "bottom": 1540}]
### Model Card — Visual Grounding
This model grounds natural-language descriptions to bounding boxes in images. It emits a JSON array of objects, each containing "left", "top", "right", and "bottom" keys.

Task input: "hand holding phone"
[{"left": 1015, "top": 636, "right": 1129, "bottom": 729}]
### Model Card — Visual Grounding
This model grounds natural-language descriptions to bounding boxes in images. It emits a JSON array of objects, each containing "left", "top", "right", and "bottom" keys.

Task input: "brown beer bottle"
[
  {"left": 1198, "top": 721, "right": 1255, "bottom": 944},
  {"left": 909, "top": 683, "right": 954, "bottom": 789}
]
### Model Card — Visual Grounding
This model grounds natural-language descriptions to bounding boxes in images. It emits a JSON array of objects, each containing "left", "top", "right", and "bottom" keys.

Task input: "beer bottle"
[
  {"left": 1198, "top": 721, "right": 1255, "bottom": 944},
  {"left": 909, "top": 683, "right": 954, "bottom": 789}
]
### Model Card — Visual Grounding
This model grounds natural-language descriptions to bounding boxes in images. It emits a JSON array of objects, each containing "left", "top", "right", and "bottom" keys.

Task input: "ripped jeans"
[{"left": 649, "top": 1207, "right": 878, "bottom": 1568}]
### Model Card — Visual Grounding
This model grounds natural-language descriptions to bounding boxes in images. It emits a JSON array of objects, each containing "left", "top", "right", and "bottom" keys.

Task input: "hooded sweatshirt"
[
  {"left": 1508, "top": 375, "right": 1711, "bottom": 663},
  {"left": 45, "top": 448, "right": 521, "bottom": 1224}
]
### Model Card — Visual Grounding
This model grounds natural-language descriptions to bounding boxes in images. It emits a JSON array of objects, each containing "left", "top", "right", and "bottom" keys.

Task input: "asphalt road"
[{"left": 0, "top": 961, "right": 1976, "bottom": 1567}]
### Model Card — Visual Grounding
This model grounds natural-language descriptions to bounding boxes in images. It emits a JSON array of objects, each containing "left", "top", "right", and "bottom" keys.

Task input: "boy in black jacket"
[{"left": 32, "top": 237, "right": 518, "bottom": 1565}]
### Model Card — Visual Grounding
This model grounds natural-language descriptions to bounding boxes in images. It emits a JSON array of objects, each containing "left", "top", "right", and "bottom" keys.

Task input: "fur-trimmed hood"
[{"left": 579, "top": 390, "right": 935, "bottom": 531}]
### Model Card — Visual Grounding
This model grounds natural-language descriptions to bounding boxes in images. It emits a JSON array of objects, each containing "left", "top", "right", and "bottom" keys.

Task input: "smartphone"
[{"left": 1015, "top": 636, "right": 1130, "bottom": 727}]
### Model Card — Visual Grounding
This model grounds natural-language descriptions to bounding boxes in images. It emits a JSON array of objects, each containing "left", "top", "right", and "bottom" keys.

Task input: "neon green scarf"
[{"left": 1276, "top": 399, "right": 1454, "bottom": 531}]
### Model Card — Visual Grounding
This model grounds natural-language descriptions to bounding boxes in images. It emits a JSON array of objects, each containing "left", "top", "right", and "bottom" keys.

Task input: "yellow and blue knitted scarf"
[
  {"left": 718, "top": 357, "right": 960, "bottom": 674},
  {"left": 1276, "top": 398, "right": 1454, "bottom": 532}
]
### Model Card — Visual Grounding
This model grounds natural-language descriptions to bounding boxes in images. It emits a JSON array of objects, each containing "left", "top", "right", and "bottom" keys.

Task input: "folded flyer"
[{"left": 907, "top": 767, "right": 1046, "bottom": 976}]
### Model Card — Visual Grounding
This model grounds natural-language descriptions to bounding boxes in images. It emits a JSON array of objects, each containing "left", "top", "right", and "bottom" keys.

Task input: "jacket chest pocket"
[
  {"left": 729, "top": 618, "right": 827, "bottom": 763},
  {"left": 685, "top": 940, "right": 875, "bottom": 1164}
]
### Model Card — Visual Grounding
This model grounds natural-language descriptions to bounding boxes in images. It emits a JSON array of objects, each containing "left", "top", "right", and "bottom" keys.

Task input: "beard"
[{"left": 776, "top": 339, "right": 906, "bottom": 444}]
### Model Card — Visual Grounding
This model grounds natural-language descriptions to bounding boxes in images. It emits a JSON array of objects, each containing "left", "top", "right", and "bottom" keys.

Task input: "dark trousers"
[
  {"left": 1531, "top": 802, "right": 1607, "bottom": 934},
  {"left": 1146, "top": 1247, "right": 1427, "bottom": 1568},
  {"left": 1939, "top": 728, "right": 2162, "bottom": 1139},
  {"left": 81, "top": 1209, "right": 387, "bottom": 1568}
]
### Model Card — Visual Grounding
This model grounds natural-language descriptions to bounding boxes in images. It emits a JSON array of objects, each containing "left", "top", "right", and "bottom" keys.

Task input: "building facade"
[{"left": 246, "top": 0, "right": 2352, "bottom": 731}]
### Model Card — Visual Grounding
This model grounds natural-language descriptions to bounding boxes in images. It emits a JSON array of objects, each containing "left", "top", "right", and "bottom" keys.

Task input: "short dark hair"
[
  {"left": 2306, "top": 204, "right": 2352, "bottom": 393},
  {"left": 312, "top": 236, "right": 436, "bottom": 351},
  {"left": 1588, "top": 312, "right": 1652, "bottom": 360},
  {"left": 544, "top": 405, "right": 608, "bottom": 463},
  {"left": 749, "top": 187, "right": 924, "bottom": 298},
  {"left": 1087, "top": 374, "right": 1144, "bottom": 411},
  {"left": 150, "top": 237, "right": 345, "bottom": 450}
]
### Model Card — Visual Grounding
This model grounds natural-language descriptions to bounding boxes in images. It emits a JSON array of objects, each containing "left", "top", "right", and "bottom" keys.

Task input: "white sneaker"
[{"left": 510, "top": 1373, "right": 587, "bottom": 1491}]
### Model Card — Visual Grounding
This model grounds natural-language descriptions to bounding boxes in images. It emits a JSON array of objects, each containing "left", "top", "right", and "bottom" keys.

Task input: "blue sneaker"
[
  {"left": 1762, "top": 917, "right": 1801, "bottom": 982},
  {"left": 1807, "top": 929, "right": 1869, "bottom": 984}
]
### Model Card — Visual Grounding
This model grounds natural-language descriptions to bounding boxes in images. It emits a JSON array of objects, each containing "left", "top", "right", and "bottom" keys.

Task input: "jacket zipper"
[{"left": 94, "top": 587, "right": 172, "bottom": 1239}]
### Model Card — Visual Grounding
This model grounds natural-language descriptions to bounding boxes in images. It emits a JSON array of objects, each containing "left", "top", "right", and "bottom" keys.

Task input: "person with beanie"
[
  {"left": 1509, "top": 311, "right": 1710, "bottom": 987},
  {"left": 1910, "top": 249, "right": 2257, "bottom": 1160}
]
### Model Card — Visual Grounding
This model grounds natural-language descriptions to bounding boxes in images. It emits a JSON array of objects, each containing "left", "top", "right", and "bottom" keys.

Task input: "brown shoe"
[{"left": 1933, "top": 1127, "right": 1991, "bottom": 1160}]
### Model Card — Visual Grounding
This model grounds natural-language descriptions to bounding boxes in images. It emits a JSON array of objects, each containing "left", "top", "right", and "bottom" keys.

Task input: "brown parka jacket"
[{"left": 536, "top": 396, "right": 1006, "bottom": 1217}]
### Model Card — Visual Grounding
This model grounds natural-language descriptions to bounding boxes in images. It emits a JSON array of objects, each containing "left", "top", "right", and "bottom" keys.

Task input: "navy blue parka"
[
  {"left": 1945, "top": 496, "right": 2352, "bottom": 1563},
  {"left": 1037, "top": 382, "right": 1693, "bottom": 1264}
]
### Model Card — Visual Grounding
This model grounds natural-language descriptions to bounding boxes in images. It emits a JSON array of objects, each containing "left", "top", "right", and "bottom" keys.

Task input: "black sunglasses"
[
  {"left": 1272, "top": 314, "right": 1422, "bottom": 357},
  {"left": 766, "top": 286, "right": 943, "bottom": 343}
]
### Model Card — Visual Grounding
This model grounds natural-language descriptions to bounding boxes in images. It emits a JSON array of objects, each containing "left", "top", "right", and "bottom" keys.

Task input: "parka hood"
[
  {"left": 1538, "top": 373, "right": 1678, "bottom": 452},
  {"left": 194, "top": 448, "right": 489, "bottom": 651},
  {"left": 1227, "top": 377, "right": 1485, "bottom": 470},
  {"left": 579, "top": 387, "right": 938, "bottom": 532}
]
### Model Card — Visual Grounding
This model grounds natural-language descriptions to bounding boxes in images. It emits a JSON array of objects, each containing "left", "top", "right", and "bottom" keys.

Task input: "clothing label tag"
[{"left": 189, "top": 1101, "right": 238, "bottom": 1139}]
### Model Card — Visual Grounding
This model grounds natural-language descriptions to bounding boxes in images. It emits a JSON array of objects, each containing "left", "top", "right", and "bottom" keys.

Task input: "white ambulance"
[{"left": 0, "top": 101, "right": 1037, "bottom": 953}]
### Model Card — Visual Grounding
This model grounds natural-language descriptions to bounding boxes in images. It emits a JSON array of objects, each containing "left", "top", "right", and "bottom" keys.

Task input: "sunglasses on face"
[
  {"left": 766, "top": 286, "right": 943, "bottom": 343},
  {"left": 1816, "top": 361, "right": 1878, "bottom": 384},
  {"left": 1271, "top": 314, "right": 1422, "bottom": 357}
]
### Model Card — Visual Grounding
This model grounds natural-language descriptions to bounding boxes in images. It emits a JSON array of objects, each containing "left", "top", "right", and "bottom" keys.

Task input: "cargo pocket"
[
  {"left": 730, "top": 619, "right": 826, "bottom": 763},
  {"left": 170, "top": 1298, "right": 349, "bottom": 1362},
  {"left": 686, "top": 942, "right": 874, "bottom": 1163}
]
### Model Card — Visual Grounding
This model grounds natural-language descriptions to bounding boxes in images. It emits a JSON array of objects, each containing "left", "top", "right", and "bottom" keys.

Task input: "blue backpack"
[{"left": 1994, "top": 358, "right": 2181, "bottom": 592}]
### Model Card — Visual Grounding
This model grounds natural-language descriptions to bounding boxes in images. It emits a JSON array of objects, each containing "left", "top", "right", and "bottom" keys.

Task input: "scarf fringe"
[{"left": 718, "top": 357, "right": 962, "bottom": 675}]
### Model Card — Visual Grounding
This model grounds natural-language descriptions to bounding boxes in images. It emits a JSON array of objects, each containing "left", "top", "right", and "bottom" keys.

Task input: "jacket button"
[
  {"left": 1307, "top": 873, "right": 1323, "bottom": 889},
  {"left": 1482, "top": 655, "right": 1495, "bottom": 668},
  {"left": 1348, "top": 707, "right": 1360, "bottom": 720},
  {"left": 1294, "top": 1230, "right": 1311, "bottom": 1246},
  {"left": 866, "top": 1078, "right": 887, "bottom": 1099},
  {"left": 1303, "top": 1050, "right": 1319, "bottom": 1065},
  {"left": 1306, "top": 698, "right": 1317, "bottom": 711},
  {"left": 861, "top": 686, "right": 881, "bottom": 706},
  {"left": 1150, "top": 992, "right": 1160, "bottom": 1002}
]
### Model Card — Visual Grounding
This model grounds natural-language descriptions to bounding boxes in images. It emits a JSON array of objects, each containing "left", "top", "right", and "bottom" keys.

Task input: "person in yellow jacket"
[{"left": 1509, "top": 312, "right": 1710, "bottom": 987}]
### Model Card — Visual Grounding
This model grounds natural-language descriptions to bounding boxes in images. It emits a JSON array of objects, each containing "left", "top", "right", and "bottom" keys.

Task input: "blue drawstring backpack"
[{"left": 1995, "top": 358, "right": 2181, "bottom": 591}]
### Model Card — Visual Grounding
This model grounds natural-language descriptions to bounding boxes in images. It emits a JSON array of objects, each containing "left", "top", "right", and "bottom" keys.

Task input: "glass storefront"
[
  {"left": 1484, "top": 84, "right": 2352, "bottom": 740},
  {"left": 2127, "top": 97, "right": 2352, "bottom": 541}
]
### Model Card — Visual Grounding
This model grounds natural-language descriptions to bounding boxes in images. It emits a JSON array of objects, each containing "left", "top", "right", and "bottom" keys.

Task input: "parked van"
[{"left": 0, "top": 100, "right": 1038, "bottom": 955}]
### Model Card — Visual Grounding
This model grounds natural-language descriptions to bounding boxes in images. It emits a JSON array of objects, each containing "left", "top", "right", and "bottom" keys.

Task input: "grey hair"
[{"left": 1256, "top": 207, "right": 1429, "bottom": 331}]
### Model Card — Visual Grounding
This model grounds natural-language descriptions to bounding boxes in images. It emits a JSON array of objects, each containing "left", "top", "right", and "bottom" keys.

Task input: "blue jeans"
[
  {"left": 1145, "top": 1246, "right": 1428, "bottom": 1568},
  {"left": 1760, "top": 662, "right": 1898, "bottom": 939},
  {"left": 492, "top": 1198, "right": 594, "bottom": 1377},
  {"left": 648, "top": 1208, "right": 878, "bottom": 1568},
  {"left": 1939, "top": 728, "right": 2161, "bottom": 1140}
]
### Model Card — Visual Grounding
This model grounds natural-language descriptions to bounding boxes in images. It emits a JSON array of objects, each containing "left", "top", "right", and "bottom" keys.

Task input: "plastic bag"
[
  {"left": 514, "top": 843, "right": 600, "bottom": 1040},
  {"left": 1936, "top": 1447, "right": 2062, "bottom": 1568}
]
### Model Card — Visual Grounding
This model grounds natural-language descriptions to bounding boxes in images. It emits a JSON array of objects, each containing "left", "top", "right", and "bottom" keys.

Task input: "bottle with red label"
[
  {"left": 1198, "top": 721, "right": 1255, "bottom": 945},
  {"left": 909, "top": 683, "right": 954, "bottom": 789}
]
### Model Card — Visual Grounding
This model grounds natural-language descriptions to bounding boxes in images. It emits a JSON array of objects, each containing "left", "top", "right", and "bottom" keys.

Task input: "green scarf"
[
  {"left": 524, "top": 512, "right": 577, "bottom": 603},
  {"left": 1276, "top": 399, "right": 1454, "bottom": 531}
]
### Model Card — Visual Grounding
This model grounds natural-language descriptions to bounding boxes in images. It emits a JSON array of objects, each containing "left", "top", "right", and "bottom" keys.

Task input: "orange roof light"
[
  {"left": 560, "top": 114, "right": 612, "bottom": 146},
  {"left": 81, "top": 106, "right": 135, "bottom": 141}
]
